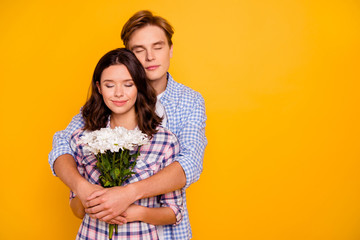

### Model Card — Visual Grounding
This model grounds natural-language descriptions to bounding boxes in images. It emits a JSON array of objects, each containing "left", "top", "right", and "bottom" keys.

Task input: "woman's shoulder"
[
  {"left": 151, "top": 126, "right": 178, "bottom": 145},
  {"left": 70, "top": 127, "right": 86, "bottom": 144}
]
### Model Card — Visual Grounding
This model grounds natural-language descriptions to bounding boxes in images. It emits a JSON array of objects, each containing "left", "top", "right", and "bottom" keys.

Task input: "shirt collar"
[{"left": 161, "top": 72, "right": 176, "bottom": 102}]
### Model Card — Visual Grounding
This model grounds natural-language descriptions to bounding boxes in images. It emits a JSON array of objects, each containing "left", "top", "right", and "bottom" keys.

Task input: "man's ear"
[
  {"left": 170, "top": 44, "right": 173, "bottom": 58},
  {"left": 96, "top": 81, "right": 101, "bottom": 94}
]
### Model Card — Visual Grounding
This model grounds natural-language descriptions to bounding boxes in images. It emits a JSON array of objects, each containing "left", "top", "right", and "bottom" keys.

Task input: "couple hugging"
[{"left": 49, "top": 10, "right": 207, "bottom": 240}]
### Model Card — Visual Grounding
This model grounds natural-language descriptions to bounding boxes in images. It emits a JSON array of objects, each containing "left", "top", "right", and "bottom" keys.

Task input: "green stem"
[
  {"left": 118, "top": 150, "right": 123, "bottom": 186},
  {"left": 109, "top": 224, "right": 114, "bottom": 239}
]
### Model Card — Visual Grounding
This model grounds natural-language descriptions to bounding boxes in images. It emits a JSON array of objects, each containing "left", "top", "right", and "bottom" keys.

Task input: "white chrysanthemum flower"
[{"left": 79, "top": 127, "right": 149, "bottom": 155}]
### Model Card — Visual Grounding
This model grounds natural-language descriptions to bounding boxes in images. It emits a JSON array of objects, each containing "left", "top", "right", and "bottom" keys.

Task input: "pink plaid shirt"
[{"left": 70, "top": 126, "right": 183, "bottom": 240}]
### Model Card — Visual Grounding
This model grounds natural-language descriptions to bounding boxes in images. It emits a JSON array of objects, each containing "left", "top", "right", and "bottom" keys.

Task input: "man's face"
[{"left": 127, "top": 25, "right": 173, "bottom": 84}]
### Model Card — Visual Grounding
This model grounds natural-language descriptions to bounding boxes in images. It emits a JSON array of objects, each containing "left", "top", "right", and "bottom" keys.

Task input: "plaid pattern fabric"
[
  {"left": 70, "top": 126, "right": 183, "bottom": 240},
  {"left": 49, "top": 73, "right": 207, "bottom": 239}
]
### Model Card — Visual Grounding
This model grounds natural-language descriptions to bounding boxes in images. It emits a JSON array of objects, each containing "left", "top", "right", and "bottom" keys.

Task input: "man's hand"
[
  {"left": 75, "top": 180, "right": 103, "bottom": 206},
  {"left": 84, "top": 185, "right": 137, "bottom": 222},
  {"left": 54, "top": 154, "right": 104, "bottom": 206},
  {"left": 72, "top": 181, "right": 128, "bottom": 225}
]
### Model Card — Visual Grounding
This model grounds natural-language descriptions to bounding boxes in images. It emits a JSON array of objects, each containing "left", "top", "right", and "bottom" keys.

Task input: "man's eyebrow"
[
  {"left": 131, "top": 41, "right": 166, "bottom": 50},
  {"left": 153, "top": 41, "right": 166, "bottom": 47}
]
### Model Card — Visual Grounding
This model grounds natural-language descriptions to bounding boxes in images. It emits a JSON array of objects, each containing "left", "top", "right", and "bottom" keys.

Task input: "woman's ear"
[{"left": 96, "top": 81, "right": 102, "bottom": 95}]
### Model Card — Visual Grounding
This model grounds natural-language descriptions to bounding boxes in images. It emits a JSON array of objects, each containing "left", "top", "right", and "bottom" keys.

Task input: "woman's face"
[{"left": 97, "top": 64, "right": 138, "bottom": 119}]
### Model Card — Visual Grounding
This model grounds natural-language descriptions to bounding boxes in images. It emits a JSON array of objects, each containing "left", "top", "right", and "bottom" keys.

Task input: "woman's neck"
[{"left": 110, "top": 112, "right": 137, "bottom": 130}]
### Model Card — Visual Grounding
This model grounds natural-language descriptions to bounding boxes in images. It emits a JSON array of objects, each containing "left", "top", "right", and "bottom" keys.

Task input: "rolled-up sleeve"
[
  {"left": 48, "top": 112, "right": 85, "bottom": 175},
  {"left": 160, "top": 189, "right": 183, "bottom": 225},
  {"left": 159, "top": 133, "right": 184, "bottom": 225},
  {"left": 175, "top": 93, "right": 207, "bottom": 189}
]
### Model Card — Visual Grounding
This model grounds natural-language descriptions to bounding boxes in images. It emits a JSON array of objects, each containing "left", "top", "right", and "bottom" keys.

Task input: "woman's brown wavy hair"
[{"left": 82, "top": 48, "right": 162, "bottom": 137}]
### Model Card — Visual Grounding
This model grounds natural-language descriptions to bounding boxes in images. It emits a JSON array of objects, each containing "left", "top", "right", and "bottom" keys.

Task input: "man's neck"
[{"left": 150, "top": 75, "right": 168, "bottom": 95}]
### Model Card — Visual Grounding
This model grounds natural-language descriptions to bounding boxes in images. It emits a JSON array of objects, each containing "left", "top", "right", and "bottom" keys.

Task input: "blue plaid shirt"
[{"left": 49, "top": 73, "right": 207, "bottom": 239}]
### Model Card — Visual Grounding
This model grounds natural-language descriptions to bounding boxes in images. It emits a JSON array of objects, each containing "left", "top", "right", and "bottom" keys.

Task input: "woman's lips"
[
  {"left": 112, "top": 100, "right": 127, "bottom": 107},
  {"left": 146, "top": 65, "right": 160, "bottom": 71}
]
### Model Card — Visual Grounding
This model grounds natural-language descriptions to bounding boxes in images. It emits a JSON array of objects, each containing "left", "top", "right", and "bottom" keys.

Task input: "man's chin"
[{"left": 146, "top": 73, "right": 167, "bottom": 83}]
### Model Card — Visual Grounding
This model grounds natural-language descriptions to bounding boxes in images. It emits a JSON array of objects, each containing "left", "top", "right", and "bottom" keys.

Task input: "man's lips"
[
  {"left": 146, "top": 65, "right": 160, "bottom": 71},
  {"left": 112, "top": 100, "right": 127, "bottom": 107}
]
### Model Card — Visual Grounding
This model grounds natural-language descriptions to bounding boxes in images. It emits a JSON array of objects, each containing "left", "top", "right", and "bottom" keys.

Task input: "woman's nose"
[{"left": 114, "top": 86, "right": 124, "bottom": 97}]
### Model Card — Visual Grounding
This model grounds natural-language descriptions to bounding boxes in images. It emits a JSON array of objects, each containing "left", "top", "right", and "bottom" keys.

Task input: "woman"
[{"left": 69, "top": 48, "right": 183, "bottom": 239}]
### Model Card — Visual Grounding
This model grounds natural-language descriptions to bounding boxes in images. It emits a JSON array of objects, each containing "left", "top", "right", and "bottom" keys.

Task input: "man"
[{"left": 49, "top": 10, "right": 207, "bottom": 239}]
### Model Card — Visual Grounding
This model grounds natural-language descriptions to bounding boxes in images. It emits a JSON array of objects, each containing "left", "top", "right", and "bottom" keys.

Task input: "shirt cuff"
[
  {"left": 69, "top": 190, "right": 76, "bottom": 201},
  {"left": 48, "top": 149, "right": 75, "bottom": 176},
  {"left": 175, "top": 155, "right": 199, "bottom": 189},
  {"left": 162, "top": 203, "right": 183, "bottom": 226}
]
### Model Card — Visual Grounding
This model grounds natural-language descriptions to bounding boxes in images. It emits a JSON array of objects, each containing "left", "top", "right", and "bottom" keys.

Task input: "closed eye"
[{"left": 133, "top": 47, "right": 145, "bottom": 53}]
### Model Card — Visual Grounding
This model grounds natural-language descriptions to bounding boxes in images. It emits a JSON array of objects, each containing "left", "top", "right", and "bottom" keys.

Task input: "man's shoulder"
[{"left": 167, "top": 75, "right": 204, "bottom": 102}]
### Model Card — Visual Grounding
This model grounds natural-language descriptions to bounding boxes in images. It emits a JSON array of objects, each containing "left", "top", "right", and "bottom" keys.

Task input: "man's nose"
[{"left": 146, "top": 50, "right": 155, "bottom": 61}]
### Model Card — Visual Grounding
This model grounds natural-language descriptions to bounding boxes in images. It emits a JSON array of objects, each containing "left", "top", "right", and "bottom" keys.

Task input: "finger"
[
  {"left": 87, "top": 189, "right": 107, "bottom": 201},
  {"left": 113, "top": 216, "right": 127, "bottom": 224},
  {"left": 107, "top": 219, "right": 124, "bottom": 225},
  {"left": 120, "top": 212, "right": 128, "bottom": 217},
  {"left": 85, "top": 203, "right": 108, "bottom": 214},
  {"left": 87, "top": 210, "right": 110, "bottom": 220},
  {"left": 100, "top": 213, "right": 118, "bottom": 222},
  {"left": 84, "top": 198, "right": 100, "bottom": 209},
  {"left": 106, "top": 216, "right": 127, "bottom": 225}
]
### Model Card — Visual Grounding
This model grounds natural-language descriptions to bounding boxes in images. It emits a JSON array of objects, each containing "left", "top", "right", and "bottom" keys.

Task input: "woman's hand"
[
  {"left": 106, "top": 204, "right": 143, "bottom": 225},
  {"left": 123, "top": 204, "right": 144, "bottom": 222}
]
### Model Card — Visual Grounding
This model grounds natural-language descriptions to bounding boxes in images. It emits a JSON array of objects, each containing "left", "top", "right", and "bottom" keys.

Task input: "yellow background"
[{"left": 1, "top": 0, "right": 360, "bottom": 239}]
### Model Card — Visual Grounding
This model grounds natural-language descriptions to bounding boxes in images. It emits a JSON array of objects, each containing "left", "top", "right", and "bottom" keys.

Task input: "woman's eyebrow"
[
  {"left": 102, "top": 79, "right": 133, "bottom": 82},
  {"left": 102, "top": 79, "right": 114, "bottom": 82}
]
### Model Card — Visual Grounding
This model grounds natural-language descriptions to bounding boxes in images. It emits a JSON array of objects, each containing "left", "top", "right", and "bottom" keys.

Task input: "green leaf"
[
  {"left": 124, "top": 156, "right": 129, "bottom": 165},
  {"left": 123, "top": 150, "right": 129, "bottom": 159},
  {"left": 99, "top": 176, "right": 106, "bottom": 186},
  {"left": 104, "top": 181, "right": 112, "bottom": 187},
  {"left": 110, "top": 168, "right": 120, "bottom": 180},
  {"left": 123, "top": 168, "right": 131, "bottom": 176},
  {"left": 130, "top": 161, "right": 136, "bottom": 169},
  {"left": 130, "top": 152, "right": 140, "bottom": 159},
  {"left": 102, "top": 156, "right": 111, "bottom": 172}
]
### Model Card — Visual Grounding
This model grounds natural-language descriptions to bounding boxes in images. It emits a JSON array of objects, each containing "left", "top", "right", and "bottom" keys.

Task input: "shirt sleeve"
[
  {"left": 159, "top": 134, "right": 184, "bottom": 225},
  {"left": 69, "top": 130, "right": 86, "bottom": 200},
  {"left": 48, "top": 110, "right": 85, "bottom": 176},
  {"left": 175, "top": 93, "right": 207, "bottom": 189}
]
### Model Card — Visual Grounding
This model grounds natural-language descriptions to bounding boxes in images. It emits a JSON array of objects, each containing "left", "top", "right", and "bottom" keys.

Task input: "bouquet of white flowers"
[{"left": 79, "top": 126, "right": 149, "bottom": 239}]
